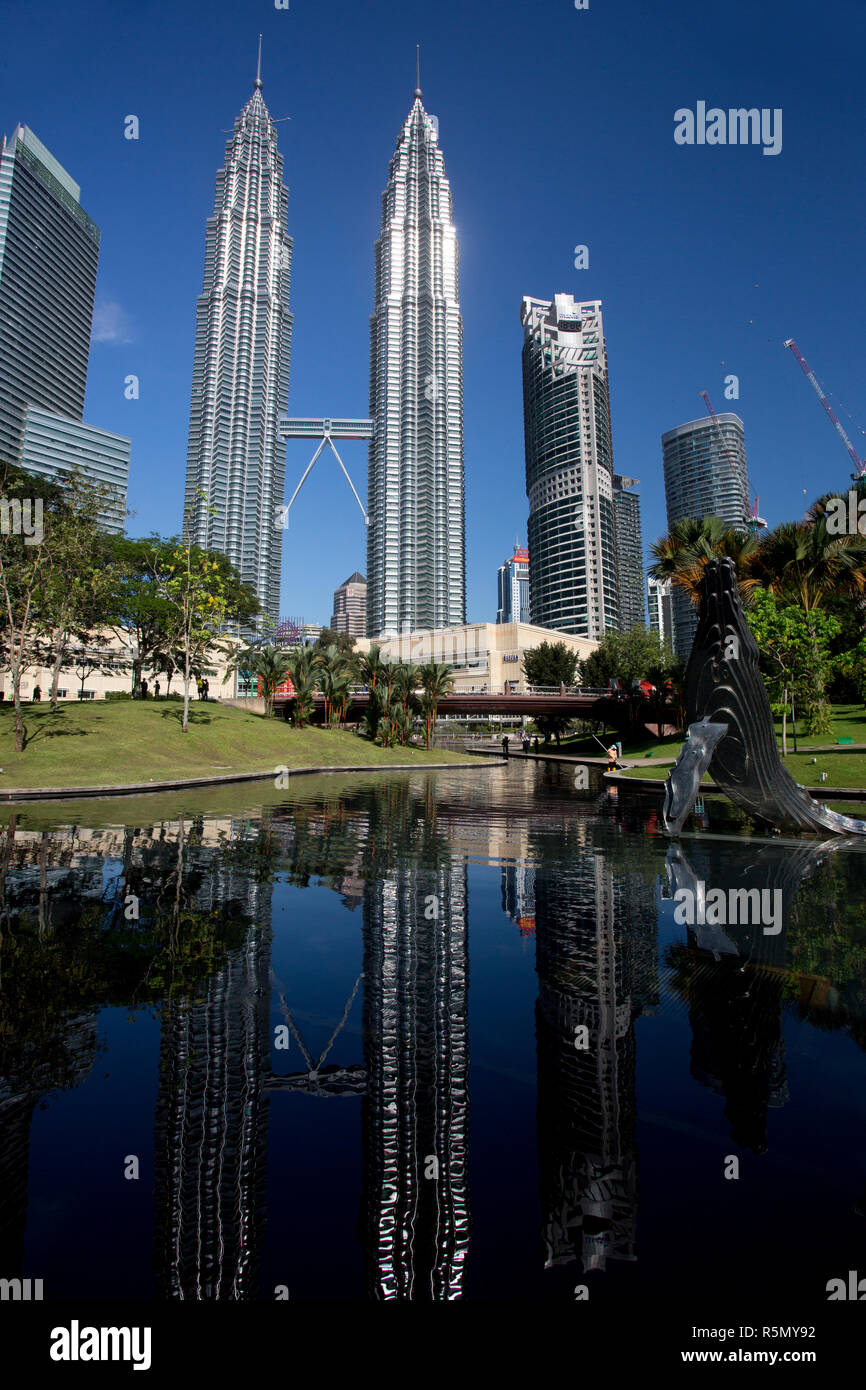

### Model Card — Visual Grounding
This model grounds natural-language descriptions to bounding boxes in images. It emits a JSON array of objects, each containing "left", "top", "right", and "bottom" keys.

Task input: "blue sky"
[{"left": 3, "top": 0, "right": 865, "bottom": 626}]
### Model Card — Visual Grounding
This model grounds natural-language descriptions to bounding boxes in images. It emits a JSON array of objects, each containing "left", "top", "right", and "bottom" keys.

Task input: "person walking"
[
  {"left": 154, "top": 680, "right": 160, "bottom": 699},
  {"left": 522, "top": 732, "right": 530, "bottom": 754},
  {"left": 32, "top": 684, "right": 41, "bottom": 702},
  {"left": 202, "top": 678, "right": 209, "bottom": 700},
  {"left": 502, "top": 734, "right": 510, "bottom": 758},
  {"left": 140, "top": 678, "right": 148, "bottom": 699}
]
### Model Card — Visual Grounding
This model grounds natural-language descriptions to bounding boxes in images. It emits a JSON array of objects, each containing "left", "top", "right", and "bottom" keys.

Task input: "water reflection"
[{"left": 1, "top": 766, "right": 866, "bottom": 1300}]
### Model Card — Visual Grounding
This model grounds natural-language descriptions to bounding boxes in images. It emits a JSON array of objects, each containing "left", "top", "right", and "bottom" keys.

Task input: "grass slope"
[
  {"left": 0, "top": 701, "right": 469, "bottom": 789},
  {"left": 621, "top": 751, "right": 866, "bottom": 788}
]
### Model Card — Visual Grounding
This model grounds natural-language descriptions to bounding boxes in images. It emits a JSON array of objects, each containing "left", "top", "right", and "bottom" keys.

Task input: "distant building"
[
  {"left": 521, "top": 293, "right": 619, "bottom": 639},
  {"left": 662, "top": 414, "right": 751, "bottom": 659},
  {"left": 19, "top": 407, "right": 129, "bottom": 532},
  {"left": 647, "top": 576, "right": 674, "bottom": 649},
  {"left": 0, "top": 125, "right": 100, "bottom": 467},
  {"left": 612, "top": 476, "right": 644, "bottom": 631},
  {"left": 497, "top": 546, "right": 530, "bottom": 625},
  {"left": 366, "top": 621, "right": 596, "bottom": 695},
  {"left": 0, "top": 124, "right": 126, "bottom": 507},
  {"left": 331, "top": 572, "right": 367, "bottom": 638}
]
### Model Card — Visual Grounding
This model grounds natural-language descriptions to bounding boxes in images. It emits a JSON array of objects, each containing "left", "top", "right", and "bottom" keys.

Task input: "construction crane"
[
  {"left": 699, "top": 391, "right": 764, "bottom": 529},
  {"left": 783, "top": 339, "right": 865, "bottom": 478}
]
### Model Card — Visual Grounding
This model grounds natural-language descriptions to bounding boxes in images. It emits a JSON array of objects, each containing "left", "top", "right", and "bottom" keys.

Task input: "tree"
[
  {"left": 649, "top": 516, "right": 760, "bottom": 606},
  {"left": 314, "top": 627, "right": 356, "bottom": 657},
  {"left": 147, "top": 525, "right": 232, "bottom": 733},
  {"left": 285, "top": 646, "right": 320, "bottom": 727},
  {"left": 522, "top": 641, "right": 580, "bottom": 689},
  {"left": 106, "top": 536, "right": 178, "bottom": 695},
  {"left": 35, "top": 469, "right": 122, "bottom": 711},
  {"left": 238, "top": 644, "right": 292, "bottom": 718},
  {"left": 752, "top": 518, "right": 866, "bottom": 614},
  {"left": 356, "top": 642, "right": 386, "bottom": 692},
  {"left": 745, "top": 587, "right": 841, "bottom": 741},
  {"left": 0, "top": 462, "right": 58, "bottom": 751},
  {"left": 580, "top": 626, "right": 674, "bottom": 693},
  {"left": 316, "top": 644, "right": 353, "bottom": 726},
  {"left": 419, "top": 662, "right": 453, "bottom": 747}
]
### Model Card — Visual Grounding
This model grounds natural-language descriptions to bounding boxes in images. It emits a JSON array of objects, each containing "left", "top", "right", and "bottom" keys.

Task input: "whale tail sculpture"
[{"left": 663, "top": 558, "right": 866, "bottom": 836}]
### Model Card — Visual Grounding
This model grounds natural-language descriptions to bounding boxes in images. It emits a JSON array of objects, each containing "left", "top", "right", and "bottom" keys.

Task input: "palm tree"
[
  {"left": 317, "top": 644, "right": 352, "bottom": 726},
  {"left": 285, "top": 646, "right": 321, "bottom": 727},
  {"left": 649, "top": 515, "right": 761, "bottom": 607},
  {"left": 419, "top": 661, "right": 453, "bottom": 747},
  {"left": 355, "top": 642, "right": 387, "bottom": 693},
  {"left": 752, "top": 518, "right": 866, "bottom": 612},
  {"left": 251, "top": 644, "right": 293, "bottom": 718}
]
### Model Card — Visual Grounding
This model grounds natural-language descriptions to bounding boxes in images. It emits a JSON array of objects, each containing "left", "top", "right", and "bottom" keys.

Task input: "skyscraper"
[
  {"left": 612, "top": 475, "right": 644, "bottom": 631},
  {"left": 331, "top": 571, "right": 367, "bottom": 638},
  {"left": 0, "top": 125, "right": 99, "bottom": 467},
  {"left": 661, "top": 414, "right": 750, "bottom": 659},
  {"left": 496, "top": 545, "right": 530, "bottom": 624},
  {"left": 184, "top": 51, "right": 293, "bottom": 623},
  {"left": 366, "top": 78, "right": 465, "bottom": 638},
  {"left": 647, "top": 575, "right": 674, "bottom": 648},
  {"left": 521, "top": 294, "right": 618, "bottom": 639}
]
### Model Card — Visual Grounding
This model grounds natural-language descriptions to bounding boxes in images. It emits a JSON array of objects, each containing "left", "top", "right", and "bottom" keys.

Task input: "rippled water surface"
[{"left": 2, "top": 760, "right": 866, "bottom": 1303}]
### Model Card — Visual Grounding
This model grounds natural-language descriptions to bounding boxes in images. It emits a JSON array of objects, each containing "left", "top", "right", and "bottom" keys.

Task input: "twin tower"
[{"left": 183, "top": 58, "right": 466, "bottom": 640}]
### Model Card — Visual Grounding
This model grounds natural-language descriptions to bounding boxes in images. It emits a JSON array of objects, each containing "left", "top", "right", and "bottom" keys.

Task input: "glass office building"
[
  {"left": 497, "top": 545, "right": 530, "bottom": 624},
  {"left": 521, "top": 293, "right": 618, "bottom": 639},
  {"left": 0, "top": 125, "right": 99, "bottom": 467},
  {"left": 612, "top": 474, "right": 645, "bottom": 632},
  {"left": 19, "top": 406, "right": 129, "bottom": 532},
  {"left": 661, "top": 414, "right": 750, "bottom": 659},
  {"left": 184, "top": 64, "right": 293, "bottom": 623},
  {"left": 366, "top": 84, "right": 466, "bottom": 637}
]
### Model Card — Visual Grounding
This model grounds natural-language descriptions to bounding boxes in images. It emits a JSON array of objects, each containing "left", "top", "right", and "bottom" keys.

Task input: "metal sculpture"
[{"left": 663, "top": 558, "right": 866, "bottom": 836}]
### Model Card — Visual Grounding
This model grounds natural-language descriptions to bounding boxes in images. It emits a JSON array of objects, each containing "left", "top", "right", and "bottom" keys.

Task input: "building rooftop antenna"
[
  {"left": 255, "top": 34, "right": 263, "bottom": 90},
  {"left": 415, "top": 44, "right": 422, "bottom": 98}
]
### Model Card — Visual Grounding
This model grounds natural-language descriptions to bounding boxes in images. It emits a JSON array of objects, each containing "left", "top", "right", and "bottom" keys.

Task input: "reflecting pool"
[{"left": 2, "top": 760, "right": 866, "bottom": 1304}]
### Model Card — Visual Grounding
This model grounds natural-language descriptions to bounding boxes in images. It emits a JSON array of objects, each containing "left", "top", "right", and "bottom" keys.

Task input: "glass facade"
[
  {"left": 19, "top": 407, "right": 129, "bottom": 532},
  {"left": 612, "top": 475, "right": 645, "bottom": 632},
  {"left": 0, "top": 126, "right": 99, "bottom": 467},
  {"left": 366, "top": 91, "right": 466, "bottom": 638},
  {"left": 521, "top": 294, "right": 619, "bottom": 639},
  {"left": 184, "top": 75, "right": 293, "bottom": 624},
  {"left": 661, "top": 415, "right": 750, "bottom": 659}
]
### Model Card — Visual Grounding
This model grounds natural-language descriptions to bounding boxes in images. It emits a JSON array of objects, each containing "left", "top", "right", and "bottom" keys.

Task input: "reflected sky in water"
[{"left": 2, "top": 760, "right": 866, "bottom": 1302}]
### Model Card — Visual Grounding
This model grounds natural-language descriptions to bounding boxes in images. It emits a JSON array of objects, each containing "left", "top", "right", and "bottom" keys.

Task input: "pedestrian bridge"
[{"left": 273, "top": 688, "right": 661, "bottom": 722}]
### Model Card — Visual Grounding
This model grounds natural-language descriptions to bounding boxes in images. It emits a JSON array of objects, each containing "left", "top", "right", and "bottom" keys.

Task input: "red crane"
[
  {"left": 783, "top": 339, "right": 865, "bottom": 477},
  {"left": 699, "top": 391, "right": 763, "bottom": 528}
]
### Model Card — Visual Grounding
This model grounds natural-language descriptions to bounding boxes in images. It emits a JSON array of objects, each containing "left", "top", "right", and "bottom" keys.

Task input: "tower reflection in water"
[
  {"left": 360, "top": 865, "right": 470, "bottom": 1300},
  {"left": 533, "top": 842, "right": 658, "bottom": 1279}
]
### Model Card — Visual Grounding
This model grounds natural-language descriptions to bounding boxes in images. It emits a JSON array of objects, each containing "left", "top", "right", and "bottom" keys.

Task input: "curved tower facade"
[
  {"left": 184, "top": 63, "right": 293, "bottom": 623},
  {"left": 367, "top": 86, "right": 466, "bottom": 638},
  {"left": 522, "top": 293, "right": 619, "bottom": 639}
]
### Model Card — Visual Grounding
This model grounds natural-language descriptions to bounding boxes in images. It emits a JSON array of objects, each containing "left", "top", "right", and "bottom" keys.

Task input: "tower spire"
[
  {"left": 415, "top": 44, "right": 422, "bottom": 99},
  {"left": 255, "top": 34, "right": 263, "bottom": 90}
]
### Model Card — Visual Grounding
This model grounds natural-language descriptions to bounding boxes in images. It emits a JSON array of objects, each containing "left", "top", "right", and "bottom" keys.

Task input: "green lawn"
[
  {"left": 621, "top": 750, "right": 866, "bottom": 788},
  {"left": 0, "top": 700, "right": 471, "bottom": 790},
  {"left": 564, "top": 703, "right": 866, "bottom": 765}
]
